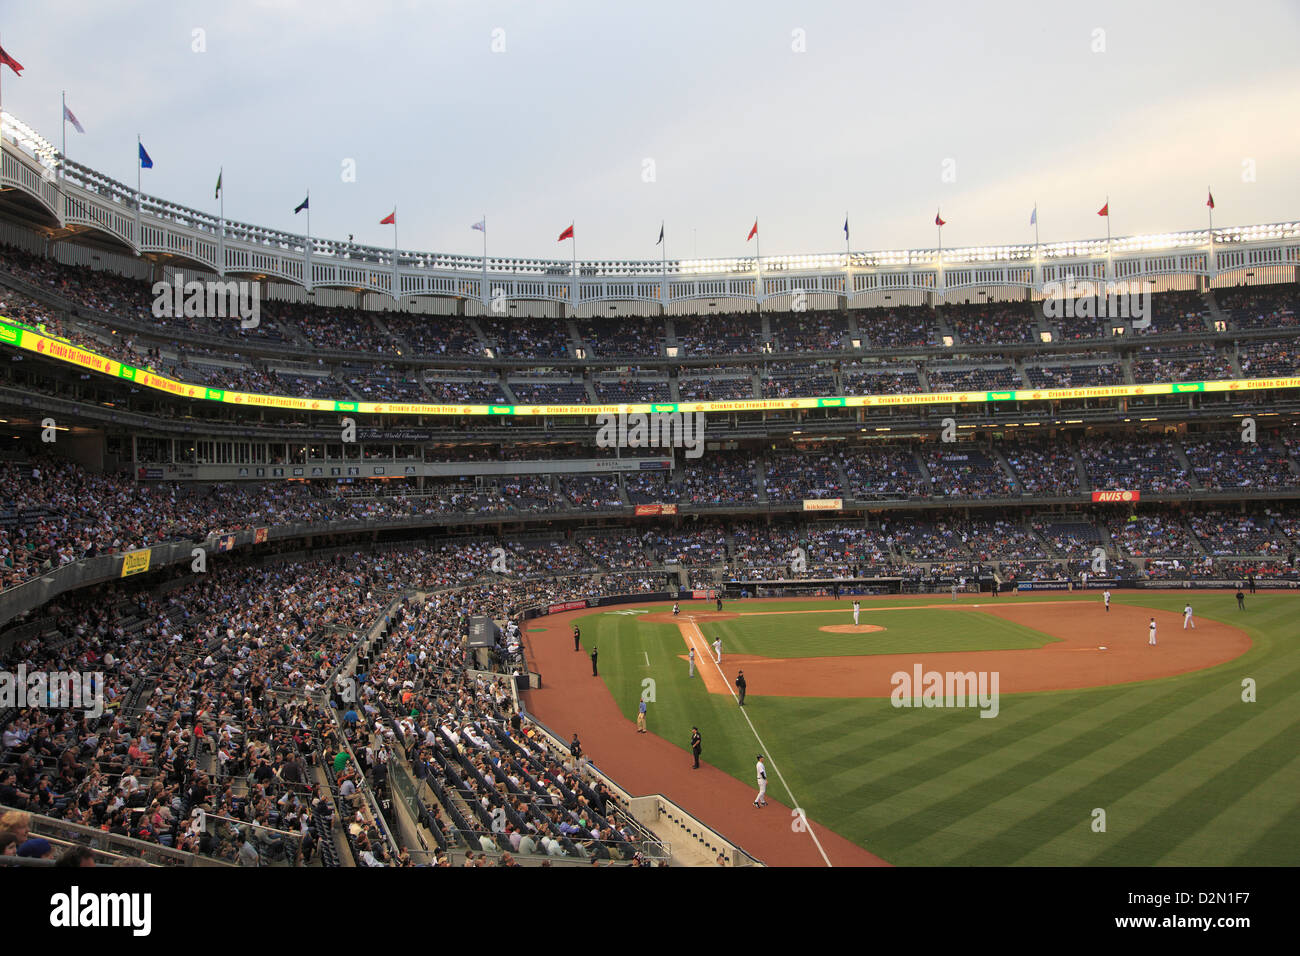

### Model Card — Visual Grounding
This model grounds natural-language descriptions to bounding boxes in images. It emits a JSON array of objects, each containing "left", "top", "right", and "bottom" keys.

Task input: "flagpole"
[
  {"left": 571, "top": 223, "right": 577, "bottom": 312},
  {"left": 937, "top": 217, "right": 943, "bottom": 301},
  {"left": 305, "top": 190, "right": 312, "bottom": 292},
  {"left": 61, "top": 91, "right": 66, "bottom": 180},
  {"left": 660, "top": 220, "right": 667, "bottom": 310},
  {"left": 481, "top": 214, "right": 488, "bottom": 309},
  {"left": 754, "top": 215, "right": 762, "bottom": 309},
  {"left": 1033, "top": 203, "right": 1040, "bottom": 293},
  {"left": 218, "top": 166, "right": 225, "bottom": 277},
  {"left": 136, "top": 135, "right": 143, "bottom": 252},
  {"left": 844, "top": 211, "right": 851, "bottom": 310},
  {"left": 1207, "top": 188, "right": 1215, "bottom": 281},
  {"left": 1105, "top": 195, "right": 1112, "bottom": 283},
  {"left": 392, "top": 210, "right": 399, "bottom": 304}
]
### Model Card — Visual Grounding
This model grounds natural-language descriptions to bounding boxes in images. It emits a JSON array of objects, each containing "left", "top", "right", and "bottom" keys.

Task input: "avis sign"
[{"left": 1091, "top": 490, "right": 1140, "bottom": 503}]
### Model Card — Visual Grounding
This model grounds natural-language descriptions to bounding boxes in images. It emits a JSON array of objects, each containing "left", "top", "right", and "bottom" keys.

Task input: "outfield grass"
[{"left": 584, "top": 592, "right": 1300, "bottom": 866}]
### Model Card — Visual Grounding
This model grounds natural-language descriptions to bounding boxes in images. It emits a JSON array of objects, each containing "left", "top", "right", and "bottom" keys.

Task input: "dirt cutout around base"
[{"left": 819, "top": 624, "right": 887, "bottom": 634}]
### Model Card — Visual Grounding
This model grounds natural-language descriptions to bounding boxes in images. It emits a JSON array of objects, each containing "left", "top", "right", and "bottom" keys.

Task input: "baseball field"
[{"left": 522, "top": 590, "right": 1300, "bottom": 866}]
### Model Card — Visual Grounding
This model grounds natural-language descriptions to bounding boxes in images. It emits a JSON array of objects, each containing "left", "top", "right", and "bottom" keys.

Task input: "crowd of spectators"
[
  {"left": 946, "top": 304, "right": 1036, "bottom": 345},
  {"left": 770, "top": 313, "right": 846, "bottom": 352},
  {"left": 1238, "top": 341, "right": 1298, "bottom": 378},
  {"left": 764, "top": 453, "right": 843, "bottom": 501},
  {"left": 1182, "top": 437, "right": 1295, "bottom": 490},
  {"left": 925, "top": 365, "right": 1020, "bottom": 392},
  {"left": 923, "top": 447, "right": 1017, "bottom": 498},
  {"left": 840, "top": 447, "right": 928, "bottom": 498},
  {"left": 1003, "top": 442, "right": 1080, "bottom": 496},
  {"left": 1078, "top": 437, "right": 1192, "bottom": 492},
  {"left": 1131, "top": 347, "right": 1233, "bottom": 383},
  {"left": 479, "top": 317, "right": 571, "bottom": 360},
  {"left": 1217, "top": 284, "right": 1297, "bottom": 330}
]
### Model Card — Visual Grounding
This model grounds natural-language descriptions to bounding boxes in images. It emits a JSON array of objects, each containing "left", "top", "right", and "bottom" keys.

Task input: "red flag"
[
  {"left": 379, "top": 209, "right": 396, "bottom": 225},
  {"left": 1206, "top": 190, "right": 1215, "bottom": 210},
  {"left": 0, "top": 46, "right": 22, "bottom": 76},
  {"left": 557, "top": 223, "right": 574, "bottom": 242},
  {"left": 934, "top": 210, "right": 945, "bottom": 227},
  {"left": 1097, "top": 203, "right": 1109, "bottom": 217},
  {"left": 747, "top": 220, "right": 758, "bottom": 241}
]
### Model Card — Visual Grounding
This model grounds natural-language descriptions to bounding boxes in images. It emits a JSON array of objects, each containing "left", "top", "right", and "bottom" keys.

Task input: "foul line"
[{"left": 682, "top": 619, "right": 835, "bottom": 868}]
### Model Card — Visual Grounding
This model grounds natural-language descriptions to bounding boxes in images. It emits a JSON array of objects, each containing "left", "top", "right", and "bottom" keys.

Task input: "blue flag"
[
  {"left": 294, "top": 195, "right": 309, "bottom": 214},
  {"left": 843, "top": 217, "right": 849, "bottom": 241},
  {"left": 1030, "top": 206, "right": 1037, "bottom": 227},
  {"left": 138, "top": 142, "right": 153, "bottom": 169}
]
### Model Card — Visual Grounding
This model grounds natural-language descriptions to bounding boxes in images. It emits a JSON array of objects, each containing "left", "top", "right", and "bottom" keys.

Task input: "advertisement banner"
[
  {"left": 661, "top": 503, "right": 678, "bottom": 515},
  {"left": 253, "top": 527, "right": 269, "bottom": 544},
  {"left": 1016, "top": 579, "right": 1118, "bottom": 591},
  {"left": 547, "top": 599, "right": 589, "bottom": 614},
  {"left": 5, "top": 317, "right": 1300, "bottom": 418},
  {"left": 120, "top": 549, "right": 152, "bottom": 577},
  {"left": 214, "top": 534, "right": 237, "bottom": 553},
  {"left": 634, "top": 504, "right": 662, "bottom": 516},
  {"left": 803, "top": 498, "right": 843, "bottom": 511},
  {"left": 1091, "top": 490, "right": 1141, "bottom": 503}
]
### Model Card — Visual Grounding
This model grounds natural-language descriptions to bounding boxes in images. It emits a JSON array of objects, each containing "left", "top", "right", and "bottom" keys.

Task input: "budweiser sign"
[{"left": 1091, "top": 490, "right": 1140, "bottom": 503}]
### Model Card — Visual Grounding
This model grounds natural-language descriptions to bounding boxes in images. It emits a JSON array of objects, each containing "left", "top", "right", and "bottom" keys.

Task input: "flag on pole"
[
  {"left": 214, "top": 169, "right": 222, "bottom": 200},
  {"left": 472, "top": 219, "right": 485, "bottom": 232},
  {"left": 1097, "top": 202, "right": 1109, "bottom": 217},
  {"left": 138, "top": 142, "right": 153, "bottom": 169},
  {"left": 1206, "top": 190, "right": 1215, "bottom": 210},
  {"left": 747, "top": 219, "right": 758, "bottom": 241},
  {"left": 294, "top": 195, "right": 309, "bottom": 214},
  {"left": 380, "top": 209, "right": 396, "bottom": 225},
  {"left": 656, "top": 222, "right": 664, "bottom": 245},
  {"left": 0, "top": 46, "right": 22, "bottom": 76},
  {"left": 63, "top": 104, "right": 85, "bottom": 134},
  {"left": 935, "top": 210, "right": 945, "bottom": 227},
  {"left": 1030, "top": 206, "right": 1037, "bottom": 226},
  {"left": 843, "top": 217, "right": 849, "bottom": 241},
  {"left": 558, "top": 223, "right": 574, "bottom": 242}
]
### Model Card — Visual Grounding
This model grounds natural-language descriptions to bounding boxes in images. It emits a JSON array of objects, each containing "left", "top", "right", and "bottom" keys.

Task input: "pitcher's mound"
[{"left": 819, "top": 624, "right": 886, "bottom": 634}]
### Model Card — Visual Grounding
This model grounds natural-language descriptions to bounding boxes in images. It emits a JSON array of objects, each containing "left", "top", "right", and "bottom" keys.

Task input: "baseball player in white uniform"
[
  {"left": 1148, "top": 617, "right": 1157, "bottom": 646},
  {"left": 1103, "top": 590, "right": 1111, "bottom": 612},
  {"left": 753, "top": 755, "right": 768, "bottom": 807},
  {"left": 688, "top": 646, "right": 695, "bottom": 677},
  {"left": 712, "top": 638, "right": 721, "bottom": 663},
  {"left": 1183, "top": 604, "right": 1195, "bottom": 629},
  {"left": 852, "top": 600, "right": 861, "bottom": 626}
]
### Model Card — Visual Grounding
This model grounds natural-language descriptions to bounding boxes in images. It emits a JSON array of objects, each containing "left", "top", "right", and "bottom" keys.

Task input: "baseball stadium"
[{"left": 1, "top": 4, "right": 1298, "bottom": 881}]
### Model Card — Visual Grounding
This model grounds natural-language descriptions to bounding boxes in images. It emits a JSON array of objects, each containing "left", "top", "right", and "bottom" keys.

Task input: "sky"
[{"left": 4, "top": 0, "right": 1299, "bottom": 264}]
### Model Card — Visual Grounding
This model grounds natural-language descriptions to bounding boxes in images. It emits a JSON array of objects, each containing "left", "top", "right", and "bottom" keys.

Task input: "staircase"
[
  {"left": 988, "top": 446, "right": 1022, "bottom": 493},
  {"left": 1170, "top": 439, "right": 1201, "bottom": 490}
]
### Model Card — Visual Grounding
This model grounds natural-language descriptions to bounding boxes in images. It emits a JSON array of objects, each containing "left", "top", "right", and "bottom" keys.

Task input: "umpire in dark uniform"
[
  {"left": 690, "top": 727, "right": 702, "bottom": 769},
  {"left": 591, "top": 646, "right": 598, "bottom": 676},
  {"left": 735, "top": 670, "right": 747, "bottom": 706},
  {"left": 573, "top": 624, "right": 581, "bottom": 652}
]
